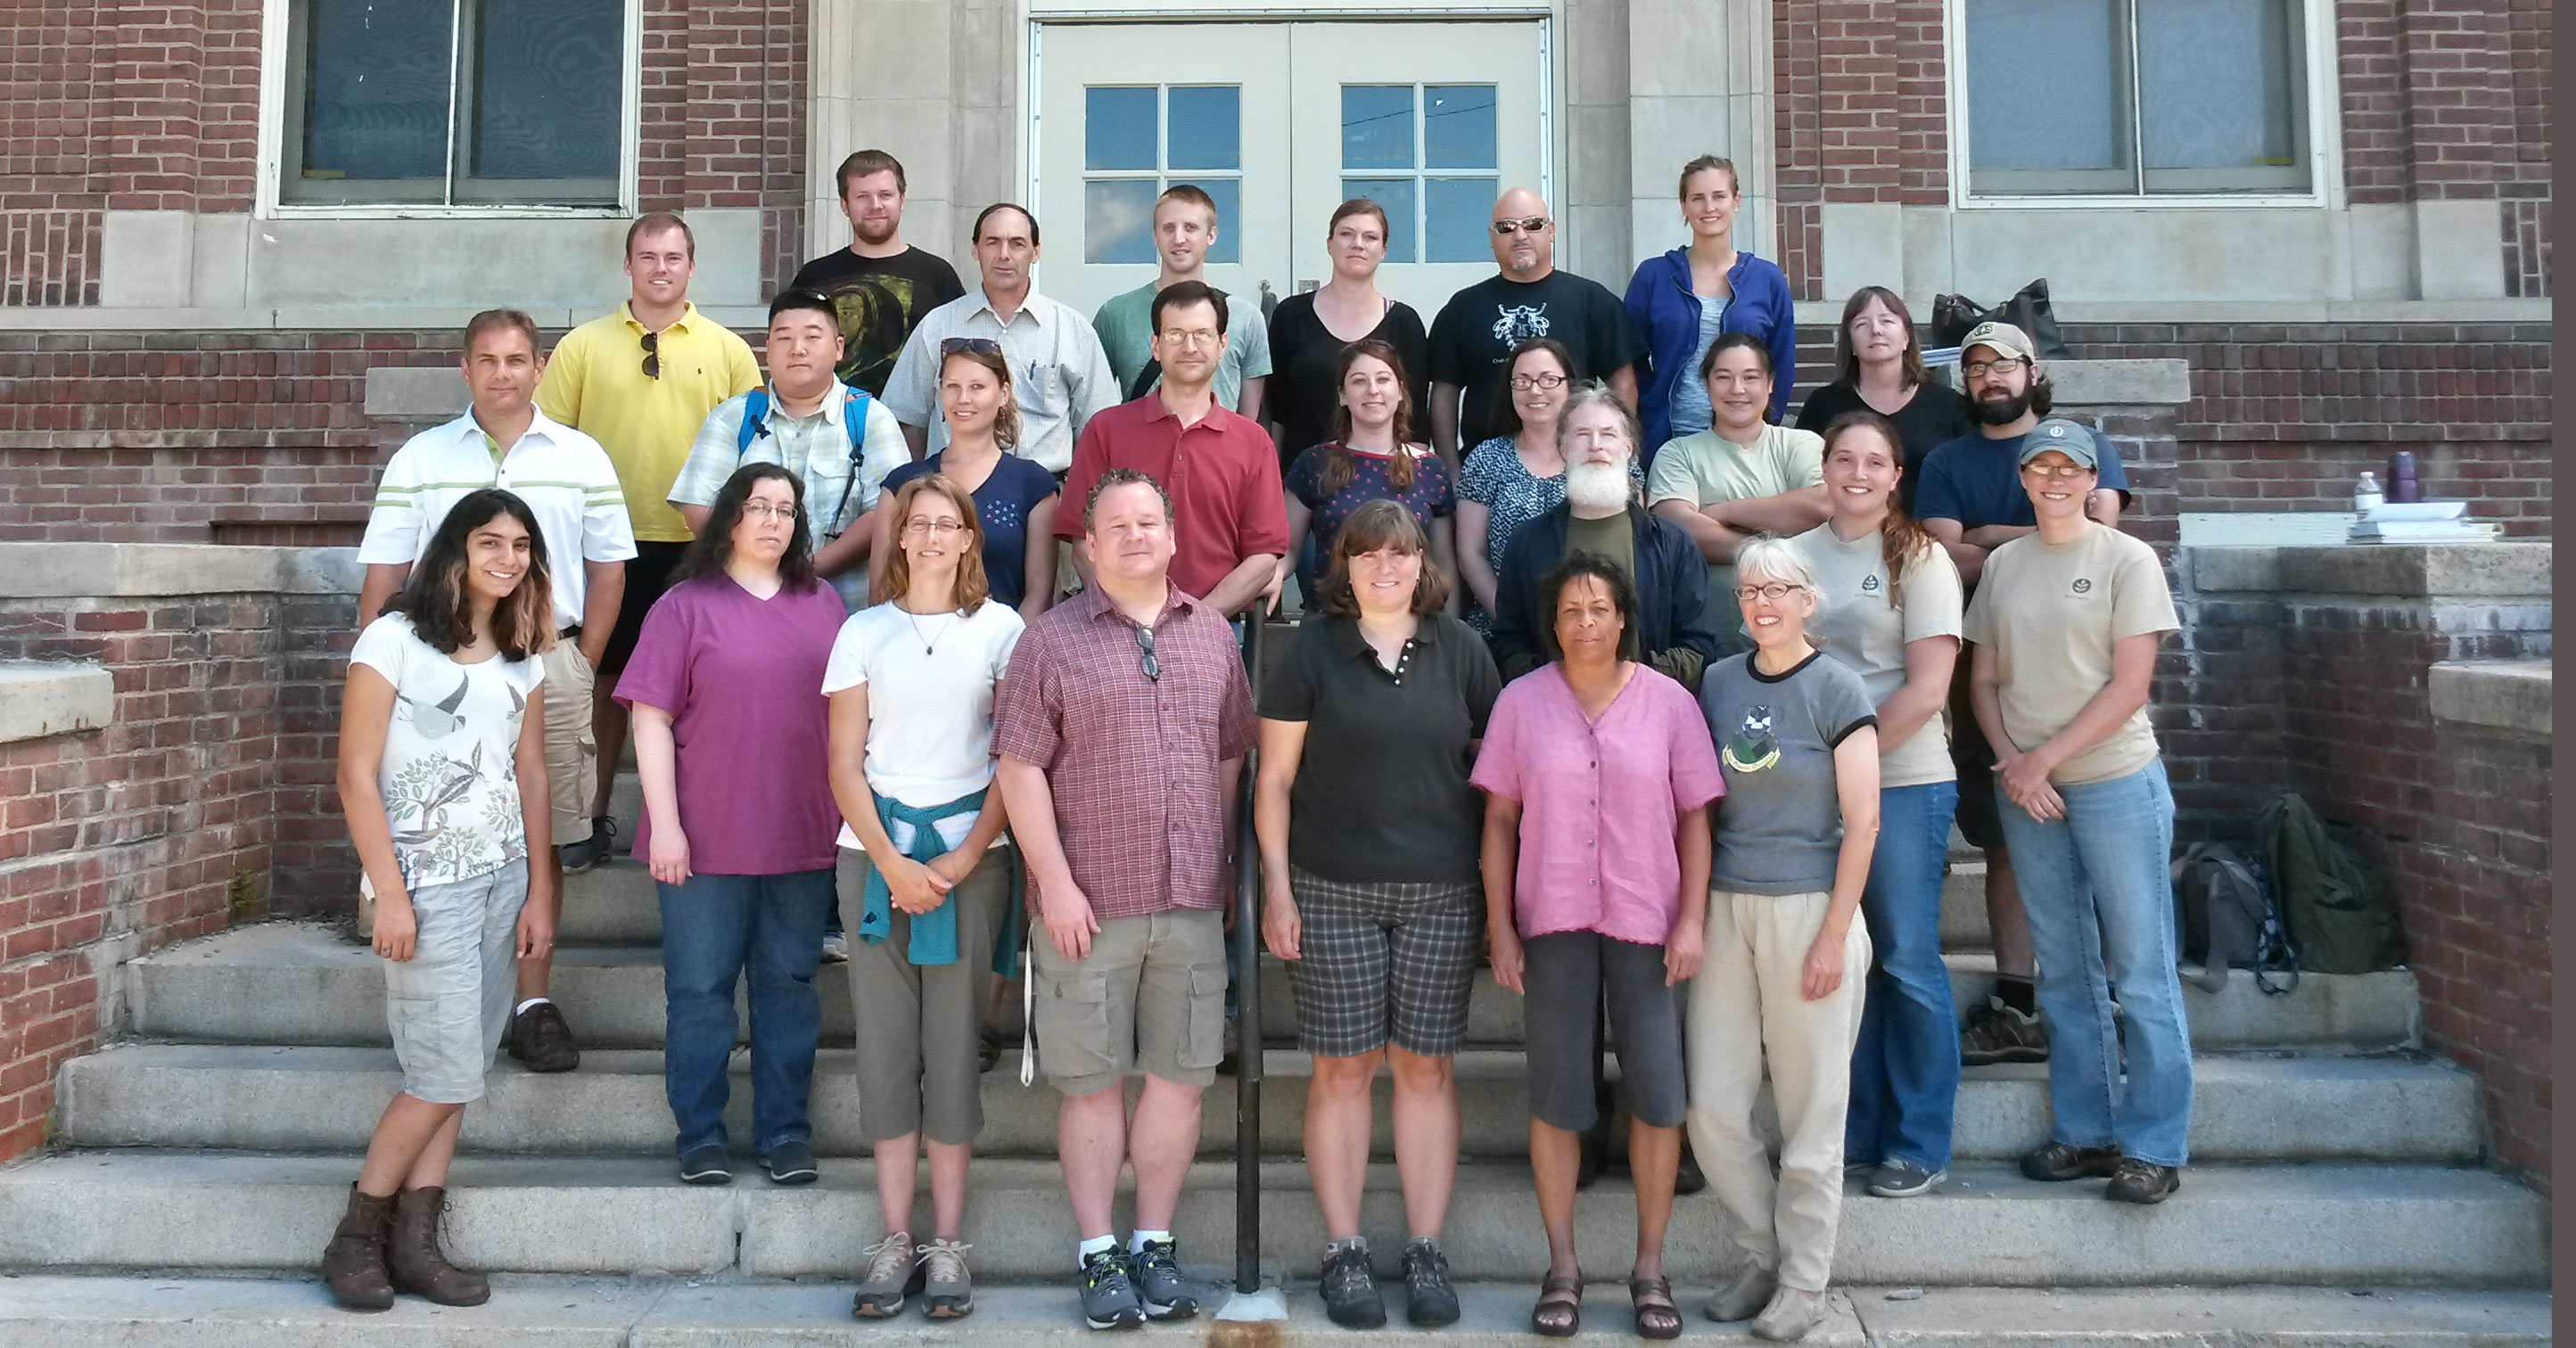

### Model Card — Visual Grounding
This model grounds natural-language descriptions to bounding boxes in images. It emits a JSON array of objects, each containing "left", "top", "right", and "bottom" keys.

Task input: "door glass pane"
[
  {"left": 1423, "top": 85, "right": 1497, "bottom": 170},
  {"left": 1174, "top": 178, "right": 1243, "bottom": 265},
  {"left": 1086, "top": 87, "right": 1157, "bottom": 171},
  {"left": 1965, "top": 0, "right": 2129, "bottom": 185},
  {"left": 2136, "top": 0, "right": 2302, "bottom": 187},
  {"left": 1085, "top": 179, "right": 1159, "bottom": 264},
  {"left": 467, "top": 0, "right": 620, "bottom": 180},
  {"left": 1343, "top": 177, "right": 1417, "bottom": 264},
  {"left": 1165, "top": 86, "right": 1241, "bottom": 171},
  {"left": 1425, "top": 177, "right": 1497, "bottom": 264},
  {"left": 1341, "top": 85, "right": 1415, "bottom": 170},
  {"left": 301, "top": 0, "right": 453, "bottom": 181}
]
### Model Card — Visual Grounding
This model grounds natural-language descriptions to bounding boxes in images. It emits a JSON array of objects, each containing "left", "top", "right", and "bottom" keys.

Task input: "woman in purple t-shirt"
[{"left": 614, "top": 463, "right": 848, "bottom": 1188}]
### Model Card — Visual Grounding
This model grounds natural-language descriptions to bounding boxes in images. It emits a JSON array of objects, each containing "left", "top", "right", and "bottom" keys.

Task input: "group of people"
[{"left": 325, "top": 146, "right": 2193, "bottom": 1343}]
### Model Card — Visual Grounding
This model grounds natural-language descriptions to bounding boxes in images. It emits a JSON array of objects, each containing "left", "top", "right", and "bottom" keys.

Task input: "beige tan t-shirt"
[
  {"left": 1960, "top": 524, "right": 2178, "bottom": 785},
  {"left": 1645, "top": 424, "right": 1826, "bottom": 608},
  {"left": 1795, "top": 523, "right": 1963, "bottom": 788}
]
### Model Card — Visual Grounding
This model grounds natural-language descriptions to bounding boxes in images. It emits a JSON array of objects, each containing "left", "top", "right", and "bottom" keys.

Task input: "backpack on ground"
[
  {"left": 2253, "top": 793, "right": 2408, "bottom": 974},
  {"left": 736, "top": 386, "right": 872, "bottom": 538},
  {"left": 2173, "top": 842, "right": 2298, "bottom": 996}
]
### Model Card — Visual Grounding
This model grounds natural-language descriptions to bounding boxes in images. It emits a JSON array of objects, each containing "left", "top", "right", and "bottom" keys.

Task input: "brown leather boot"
[
  {"left": 386, "top": 1186, "right": 490, "bottom": 1306},
  {"left": 321, "top": 1183, "right": 397, "bottom": 1311}
]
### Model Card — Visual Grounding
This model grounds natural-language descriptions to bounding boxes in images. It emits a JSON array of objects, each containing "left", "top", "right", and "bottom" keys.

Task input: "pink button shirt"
[{"left": 1470, "top": 664, "right": 1725, "bottom": 944}]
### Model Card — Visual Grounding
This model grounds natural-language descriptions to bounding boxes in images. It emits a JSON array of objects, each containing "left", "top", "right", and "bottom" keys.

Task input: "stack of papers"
[{"left": 2347, "top": 501, "right": 2502, "bottom": 542}]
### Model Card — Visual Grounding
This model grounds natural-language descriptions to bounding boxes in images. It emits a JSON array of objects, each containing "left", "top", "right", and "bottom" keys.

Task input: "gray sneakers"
[
  {"left": 1128, "top": 1238, "right": 1201, "bottom": 1320},
  {"left": 1867, "top": 1159, "right": 1947, "bottom": 1197},
  {"left": 918, "top": 1237, "right": 974, "bottom": 1318},
  {"left": 1959, "top": 996, "right": 2048, "bottom": 1064},
  {"left": 1751, "top": 1286, "right": 1831, "bottom": 1341},
  {"left": 1078, "top": 1246, "right": 1144, "bottom": 1330},
  {"left": 852, "top": 1231, "right": 923, "bottom": 1319}
]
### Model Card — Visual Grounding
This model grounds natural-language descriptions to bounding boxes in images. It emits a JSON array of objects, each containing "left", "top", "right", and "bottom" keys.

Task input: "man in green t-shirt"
[{"left": 1090, "top": 185, "right": 1272, "bottom": 416}]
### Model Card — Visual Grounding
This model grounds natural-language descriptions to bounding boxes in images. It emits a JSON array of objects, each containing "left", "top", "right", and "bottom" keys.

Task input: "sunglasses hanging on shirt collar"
[{"left": 639, "top": 330, "right": 661, "bottom": 380}]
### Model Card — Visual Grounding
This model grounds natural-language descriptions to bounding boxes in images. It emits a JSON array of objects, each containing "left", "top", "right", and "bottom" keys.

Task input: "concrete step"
[
  {"left": 130, "top": 923, "right": 2425, "bottom": 1054},
  {"left": 0, "top": 1151, "right": 2545, "bottom": 1286},
  {"left": 0, "top": 1274, "right": 2548, "bottom": 1348},
  {"left": 58, "top": 1043, "right": 2488, "bottom": 1165}
]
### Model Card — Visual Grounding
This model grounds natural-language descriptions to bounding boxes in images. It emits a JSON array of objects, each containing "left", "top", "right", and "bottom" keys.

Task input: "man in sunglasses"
[
  {"left": 532, "top": 211, "right": 762, "bottom": 987},
  {"left": 1426, "top": 187, "right": 1646, "bottom": 469},
  {"left": 994, "top": 467, "right": 1255, "bottom": 1331}
]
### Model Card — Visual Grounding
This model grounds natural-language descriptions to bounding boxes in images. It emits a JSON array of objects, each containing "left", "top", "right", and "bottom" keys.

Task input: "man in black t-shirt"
[
  {"left": 790, "top": 150, "right": 967, "bottom": 398},
  {"left": 1427, "top": 187, "right": 1646, "bottom": 467}
]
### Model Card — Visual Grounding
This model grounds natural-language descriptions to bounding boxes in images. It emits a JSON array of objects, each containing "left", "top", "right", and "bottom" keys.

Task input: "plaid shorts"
[{"left": 1287, "top": 867, "right": 1483, "bottom": 1058}]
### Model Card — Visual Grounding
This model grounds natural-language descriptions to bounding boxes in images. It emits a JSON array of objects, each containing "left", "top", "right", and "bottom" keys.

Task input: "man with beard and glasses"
[
  {"left": 791, "top": 151, "right": 967, "bottom": 399},
  {"left": 1913, "top": 321, "right": 2130, "bottom": 1071}
]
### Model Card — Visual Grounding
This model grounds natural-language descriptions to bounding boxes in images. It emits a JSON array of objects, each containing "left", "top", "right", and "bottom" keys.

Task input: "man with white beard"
[{"left": 1487, "top": 383, "right": 1718, "bottom": 688}]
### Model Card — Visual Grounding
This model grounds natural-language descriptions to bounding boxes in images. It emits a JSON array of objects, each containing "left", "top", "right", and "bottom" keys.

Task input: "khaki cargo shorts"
[{"left": 1028, "top": 907, "right": 1228, "bottom": 1097}]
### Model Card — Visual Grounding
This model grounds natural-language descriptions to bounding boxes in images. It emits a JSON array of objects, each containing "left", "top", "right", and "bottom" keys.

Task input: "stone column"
[
  {"left": 1626, "top": 0, "right": 1774, "bottom": 269},
  {"left": 806, "top": 0, "right": 958, "bottom": 261}
]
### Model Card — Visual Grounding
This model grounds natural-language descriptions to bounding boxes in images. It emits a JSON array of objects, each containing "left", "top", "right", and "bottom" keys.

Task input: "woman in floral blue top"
[
  {"left": 1456, "top": 338, "right": 1575, "bottom": 634},
  {"left": 1282, "top": 339, "right": 1456, "bottom": 604}
]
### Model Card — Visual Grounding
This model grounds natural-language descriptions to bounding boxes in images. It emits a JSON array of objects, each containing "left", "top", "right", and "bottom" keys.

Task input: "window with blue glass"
[
  {"left": 1340, "top": 84, "right": 1497, "bottom": 263},
  {"left": 284, "top": 0, "right": 626, "bottom": 207},
  {"left": 1082, "top": 85, "right": 1242, "bottom": 265}
]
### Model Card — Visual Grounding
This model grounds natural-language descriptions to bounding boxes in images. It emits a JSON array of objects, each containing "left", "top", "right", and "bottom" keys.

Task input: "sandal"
[
  {"left": 1630, "top": 1276, "right": 1683, "bottom": 1340},
  {"left": 1532, "top": 1272, "right": 1584, "bottom": 1338}
]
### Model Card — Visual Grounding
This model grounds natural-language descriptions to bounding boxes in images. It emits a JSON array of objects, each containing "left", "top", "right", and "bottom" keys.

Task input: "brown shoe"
[
  {"left": 507, "top": 1000, "right": 580, "bottom": 1073},
  {"left": 321, "top": 1183, "right": 397, "bottom": 1311},
  {"left": 387, "top": 1186, "right": 490, "bottom": 1306}
]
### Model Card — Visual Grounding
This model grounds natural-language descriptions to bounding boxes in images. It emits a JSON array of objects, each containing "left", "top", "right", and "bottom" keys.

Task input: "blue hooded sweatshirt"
[{"left": 1624, "top": 247, "right": 1798, "bottom": 454}]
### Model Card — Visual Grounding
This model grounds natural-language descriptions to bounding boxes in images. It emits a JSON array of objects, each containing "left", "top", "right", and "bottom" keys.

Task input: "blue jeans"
[
  {"left": 1996, "top": 760, "right": 2193, "bottom": 1167},
  {"left": 1845, "top": 780, "right": 1961, "bottom": 1171},
  {"left": 657, "top": 869, "right": 835, "bottom": 1156}
]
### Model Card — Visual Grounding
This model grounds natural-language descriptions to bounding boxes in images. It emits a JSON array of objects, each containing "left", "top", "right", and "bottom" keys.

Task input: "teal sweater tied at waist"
[{"left": 857, "top": 787, "right": 1023, "bottom": 977}]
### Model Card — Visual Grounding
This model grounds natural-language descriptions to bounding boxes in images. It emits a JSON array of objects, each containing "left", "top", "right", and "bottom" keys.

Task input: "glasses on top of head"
[
  {"left": 941, "top": 337, "right": 1004, "bottom": 358},
  {"left": 639, "top": 330, "right": 661, "bottom": 380},
  {"left": 1135, "top": 624, "right": 1160, "bottom": 682},
  {"left": 1491, "top": 216, "right": 1551, "bottom": 236},
  {"left": 1732, "top": 581, "right": 1806, "bottom": 602},
  {"left": 1509, "top": 371, "right": 1569, "bottom": 391}
]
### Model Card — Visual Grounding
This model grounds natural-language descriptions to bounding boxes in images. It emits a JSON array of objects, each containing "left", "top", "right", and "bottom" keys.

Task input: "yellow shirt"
[{"left": 536, "top": 301, "right": 762, "bottom": 542}]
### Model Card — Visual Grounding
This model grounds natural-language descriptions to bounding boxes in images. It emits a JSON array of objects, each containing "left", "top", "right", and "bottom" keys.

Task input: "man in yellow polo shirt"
[{"left": 536, "top": 212, "right": 761, "bottom": 883}]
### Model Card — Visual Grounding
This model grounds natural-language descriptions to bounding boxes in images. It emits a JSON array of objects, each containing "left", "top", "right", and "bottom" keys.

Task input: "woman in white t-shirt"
[
  {"left": 326, "top": 488, "right": 556, "bottom": 1312},
  {"left": 1791, "top": 411, "right": 1965, "bottom": 1201},
  {"left": 825, "top": 472, "right": 1027, "bottom": 1320}
]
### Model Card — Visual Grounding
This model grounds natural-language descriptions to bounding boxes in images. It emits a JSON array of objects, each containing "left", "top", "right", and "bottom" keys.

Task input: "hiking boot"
[
  {"left": 1128, "top": 1237, "right": 1202, "bottom": 1320},
  {"left": 507, "top": 1000, "right": 580, "bottom": 1073},
  {"left": 852, "top": 1231, "right": 922, "bottom": 1319},
  {"left": 1078, "top": 1246, "right": 1145, "bottom": 1330},
  {"left": 761, "top": 1139, "right": 819, "bottom": 1186},
  {"left": 320, "top": 1184, "right": 397, "bottom": 1311},
  {"left": 677, "top": 1144, "right": 732, "bottom": 1185},
  {"left": 1751, "top": 1286, "right": 1831, "bottom": 1342},
  {"left": 2105, "top": 1158, "right": 2182, "bottom": 1204},
  {"left": 1400, "top": 1237, "right": 1461, "bottom": 1327},
  {"left": 385, "top": 1187, "right": 488, "bottom": 1306},
  {"left": 1867, "top": 1160, "right": 1947, "bottom": 1198},
  {"left": 1318, "top": 1239, "right": 1385, "bottom": 1327},
  {"left": 1704, "top": 1262, "right": 1777, "bottom": 1322},
  {"left": 558, "top": 817, "right": 616, "bottom": 873},
  {"left": 2020, "top": 1141, "right": 2120, "bottom": 1182},
  {"left": 919, "top": 1237, "right": 975, "bottom": 1319},
  {"left": 1959, "top": 996, "right": 2047, "bottom": 1065}
]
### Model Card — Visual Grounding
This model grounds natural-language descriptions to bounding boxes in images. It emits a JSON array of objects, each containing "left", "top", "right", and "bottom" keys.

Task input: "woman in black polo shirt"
[{"left": 1255, "top": 499, "right": 1501, "bottom": 1332}]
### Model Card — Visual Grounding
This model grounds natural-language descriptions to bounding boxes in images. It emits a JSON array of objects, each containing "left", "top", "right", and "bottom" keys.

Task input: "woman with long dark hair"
[
  {"left": 615, "top": 462, "right": 849, "bottom": 1188},
  {"left": 1280, "top": 338, "right": 1456, "bottom": 604},
  {"left": 1791, "top": 288, "right": 1975, "bottom": 511},
  {"left": 328, "top": 488, "right": 558, "bottom": 1311}
]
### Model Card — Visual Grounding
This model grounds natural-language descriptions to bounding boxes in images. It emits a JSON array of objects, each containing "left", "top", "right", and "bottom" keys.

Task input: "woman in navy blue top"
[
  {"left": 1281, "top": 338, "right": 1457, "bottom": 603},
  {"left": 871, "top": 341, "right": 1062, "bottom": 617},
  {"left": 1625, "top": 155, "right": 1798, "bottom": 457}
]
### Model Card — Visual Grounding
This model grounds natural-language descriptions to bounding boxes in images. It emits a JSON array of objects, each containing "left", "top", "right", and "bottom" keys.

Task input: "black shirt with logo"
[
  {"left": 788, "top": 246, "right": 967, "bottom": 398},
  {"left": 1428, "top": 271, "right": 1646, "bottom": 451}
]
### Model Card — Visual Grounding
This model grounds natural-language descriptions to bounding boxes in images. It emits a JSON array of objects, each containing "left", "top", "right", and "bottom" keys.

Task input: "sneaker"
[
  {"left": 1959, "top": 996, "right": 2048, "bottom": 1065},
  {"left": 558, "top": 816, "right": 616, "bottom": 873},
  {"left": 1704, "top": 1262, "right": 1777, "bottom": 1323},
  {"left": 918, "top": 1237, "right": 975, "bottom": 1318},
  {"left": 2020, "top": 1140, "right": 2120, "bottom": 1182},
  {"left": 761, "top": 1139, "right": 819, "bottom": 1185},
  {"left": 677, "top": 1144, "right": 731, "bottom": 1185},
  {"left": 819, "top": 933, "right": 850, "bottom": 964},
  {"left": 2104, "top": 1157, "right": 2182, "bottom": 1204},
  {"left": 852, "top": 1231, "right": 923, "bottom": 1319},
  {"left": 1400, "top": 1237, "right": 1460, "bottom": 1327},
  {"left": 1127, "top": 1238, "right": 1202, "bottom": 1320},
  {"left": 506, "top": 1000, "right": 580, "bottom": 1073},
  {"left": 1867, "top": 1159, "right": 1947, "bottom": 1198},
  {"left": 1078, "top": 1246, "right": 1145, "bottom": 1330},
  {"left": 1750, "top": 1286, "right": 1831, "bottom": 1342},
  {"left": 1318, "top": 1239, "right": 1385, "bottom": 1328}
]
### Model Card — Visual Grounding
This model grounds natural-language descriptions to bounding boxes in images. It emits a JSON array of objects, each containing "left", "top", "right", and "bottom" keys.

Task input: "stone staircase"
[{"left": 0, "top": 771, "right": 2548, "bottom": 1345}]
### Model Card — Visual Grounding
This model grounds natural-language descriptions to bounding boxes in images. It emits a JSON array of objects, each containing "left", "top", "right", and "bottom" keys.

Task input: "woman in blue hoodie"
[{"left": 1625, "top": 155, "right": 1798, "bottom": 463}]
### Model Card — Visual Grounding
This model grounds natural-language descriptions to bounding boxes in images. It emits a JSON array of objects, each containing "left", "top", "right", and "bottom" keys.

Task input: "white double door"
[{"left": 1034, "top": 20, "right": 1547, "bottom": 321}]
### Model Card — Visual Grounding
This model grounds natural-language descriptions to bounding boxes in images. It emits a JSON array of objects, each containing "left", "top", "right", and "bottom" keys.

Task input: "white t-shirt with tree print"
[{"left": 350, "top": 613, "right": 547, "bottom": 889}]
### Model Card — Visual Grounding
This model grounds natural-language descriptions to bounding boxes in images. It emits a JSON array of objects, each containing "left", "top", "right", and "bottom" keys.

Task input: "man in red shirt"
[{"left": 1058, "top": 281, "right": 1287, "bottom": 614}]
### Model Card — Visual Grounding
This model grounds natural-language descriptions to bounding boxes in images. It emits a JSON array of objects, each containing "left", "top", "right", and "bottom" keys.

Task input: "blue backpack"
[{"left": 736, "top": 385, "right": 873, "bottom": 537}]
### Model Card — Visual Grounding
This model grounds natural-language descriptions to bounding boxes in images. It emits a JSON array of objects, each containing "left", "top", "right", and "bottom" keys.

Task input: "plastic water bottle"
[{"left": 2353, "top": 470, "right": 2384, "bottom": 514}]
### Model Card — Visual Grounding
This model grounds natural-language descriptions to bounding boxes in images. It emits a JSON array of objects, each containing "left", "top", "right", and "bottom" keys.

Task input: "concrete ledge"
[
  {"left": 2044, "top": 358, "right": 2192, "bottom": 407},
  {"left": 2186, "top": 543, "right": 2552, "bottom": 597},
  {"left": 2429, "top": 661, "right": 2551, "bottom": 739},
  {"left": 0, "top": 544, "right": 362, "bottom": 598},
  {"left": 0, "top": 662, "right": 113, "bottom": 744},
  {"left": 362, "top": 366, "right": 467, "bottom": 418},
  {"left": 0, "top": 306, "right": 771, "bottom": 333}
]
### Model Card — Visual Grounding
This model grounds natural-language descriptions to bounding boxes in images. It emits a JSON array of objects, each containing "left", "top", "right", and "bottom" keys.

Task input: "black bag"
[
  {"left": 1930, "top": 278, "right": 2072, "bottom": 361},
  {"left": 2173, "top": 842, "right": 2297, "bottom": 995},
  {"left": 2253, "top": 793, "right": 2408, "bottom": 974}
]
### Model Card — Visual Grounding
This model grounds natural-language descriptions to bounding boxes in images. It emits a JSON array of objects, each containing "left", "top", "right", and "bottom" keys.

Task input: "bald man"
[{"left": 1426, "top": 187, "right": 1645, "bottom": 467}]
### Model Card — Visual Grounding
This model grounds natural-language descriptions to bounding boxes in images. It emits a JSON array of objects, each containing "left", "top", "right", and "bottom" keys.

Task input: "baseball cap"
[
  {"left": 2020, "top": 417, "right": 2101, "bottom": 470},
  {"left": 1961, "top": 321, "right": 2037, "bottom": 366}
]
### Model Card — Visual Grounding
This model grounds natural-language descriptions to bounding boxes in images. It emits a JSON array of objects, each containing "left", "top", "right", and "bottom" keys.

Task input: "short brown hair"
[
  {"left": 1156, "top": 183, "right": 1220, "bottom": 226},
  {"left": 1316, "top": 499, "right": 1451, "bottom": 617},
  {"left": 463, "top": 308, "right": 540, "bottom": 357},
  {"left": 835, "top": 149, "right": 906, "bottom": 198},
  {"left": 1834, "top": 285, "right": 1930, "bottom": 390},
  {"left": 625, "top": 210, "right": 695, "bottom": 259},
  {"left": 1084, "top": 467, "right": 1172, "bottom": 531},
  {"left": 880, "top": 473, "right": 992, "bottom": 616},
  {"left": 1327, "top": 197, "right": 1390, "bottom": 242},
  {"left": 1149, "top": 279, "right": 1229, "bottom": 337},
  {"left": 1679, "top": 154, "right": 1739, "bottom": 199}
]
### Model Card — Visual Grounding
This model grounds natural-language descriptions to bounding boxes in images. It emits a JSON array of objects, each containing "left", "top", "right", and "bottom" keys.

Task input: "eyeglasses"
[
  {"left": 639, "top": 330, "right": 660, "bottom": 380},
  {"left": 940, "top": 337, "right": 1004, "bottom": 358},
  {"left": 1732, "top": 581, "right": 1807, "bottom": 602},
  {"left": 1491, "top": 217, "right": 1551, "bottom": 236},
  {"left": 901, "top": 518, "right": 970, "bottom": 538},
  {"left": 1509, "top": 372, "right": 1569, "bottom": 391},
  {"left": 2021, "top": 462, "right": 2094, "bottom": 480},
  {"left": 1961, "top": 358, "right": 2027, "bottom": 380},
  {"left": 1134, "top": 624, "right": 1160, "bottom": 682},
  {"left": 739, "top": 501, "right": 798, "bottom": 522}
]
